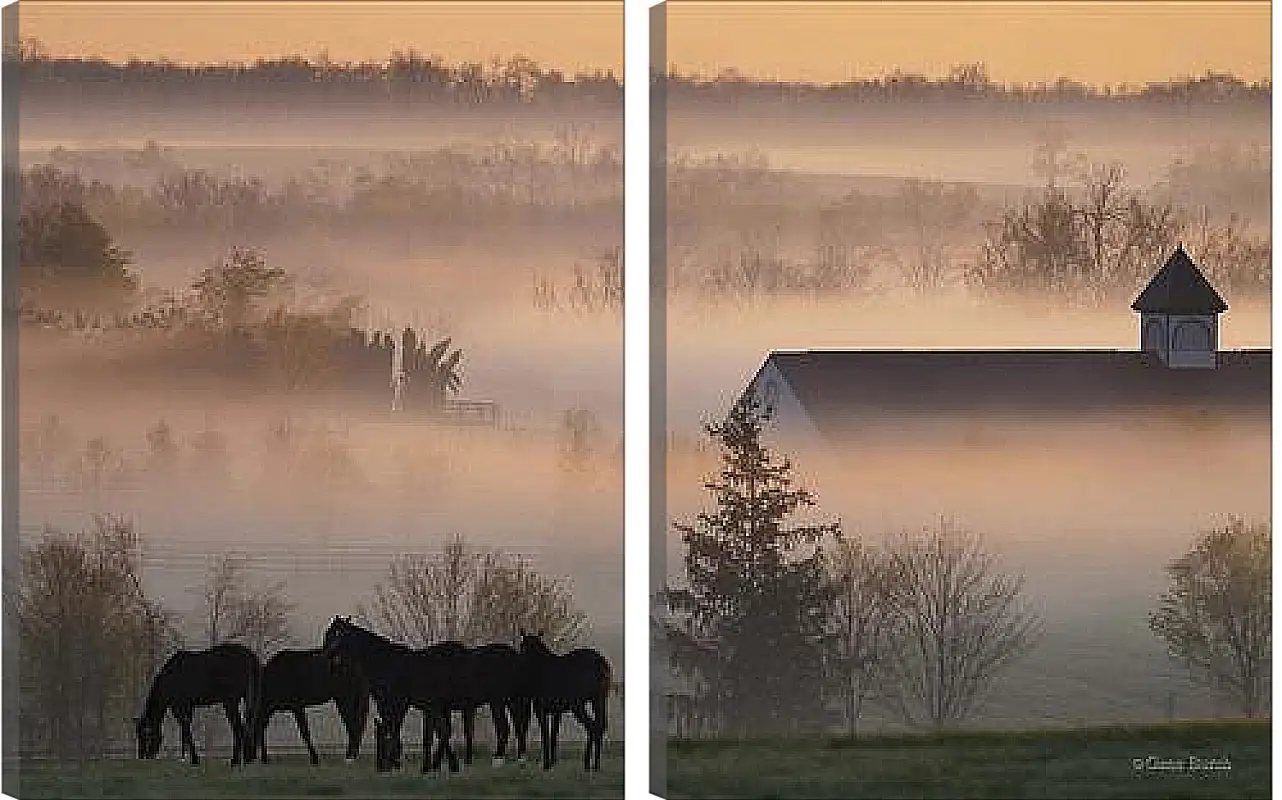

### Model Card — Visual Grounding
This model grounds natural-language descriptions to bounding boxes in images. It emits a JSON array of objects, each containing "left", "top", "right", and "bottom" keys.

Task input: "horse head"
[
  {"left": 135, "top": 714, "right": 162, "bottom": 759},
  {"left": 518, "top": 629, "right": 554, "bottom": 658},
  {"left": 322, "top": 616, "right": 357, "bottom": 653}
]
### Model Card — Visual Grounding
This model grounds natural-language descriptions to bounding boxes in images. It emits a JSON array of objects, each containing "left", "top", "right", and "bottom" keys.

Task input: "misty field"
[
  {"left": 16, "top": 747, "right": 625, "bottom": 799},
  {"left": 662, "top": 722, "right": 1270, "bottom": 799}
]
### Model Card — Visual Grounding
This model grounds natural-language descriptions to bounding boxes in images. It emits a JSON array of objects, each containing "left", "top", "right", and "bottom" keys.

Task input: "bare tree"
[
  {"left": 876, "top": 518, "right": 1043, "bottom": 730},
  {"left": 189, "top": 424, "right": 230, "bottom": 482},
  {"left": 191, "top": 554, "right": 294, "bottom": 755},
  {"left": 824, "top": 537, "right": 895, "bottom": 738},
  {"left": 145, "top": 418, "right": 179, "bottom": 476},
  {"left": 559, "top": 408, "right": 603, "bottom": 473},
  {"left": 7, "top": 516, "right": 181, "bottom": 759},
  {"left": 193, "top": 553, "right": 295, "bottom": 657},
  {"left": 970, "top": 156, "right": 1178, "bottom": 302},
  {"left": 896, "top": 179, "right": 977, "bottom": 292},
  {"left": 1149, "top": 517, "right": 1271, "bottom": 718},
  {"left": 19, "top": 413, "right": 73, "bottom": 477},
  {"left": 360, "top": 534, "right": 588, "bottom": 648},
  {"left": 1030, "top": 125, "right": 1081, "bottom": 192},
  {"left": 1180, "top": 207, "right": 1272, "bottom": 297},
  {"left": 71, "top": 435, "right": 130, "bottom": 493}
]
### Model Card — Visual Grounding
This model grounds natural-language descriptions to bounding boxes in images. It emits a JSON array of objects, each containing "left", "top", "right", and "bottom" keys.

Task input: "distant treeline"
[
  {"left": 660, "top": 138, "right": 1272, "bottom": 305},
  {"left": 19, "top": 138, "right": 623, "bottom": 236},
  {"left": 661, "top": 65, "right": 1270, "bottom": 109},
  {"left": 14, "top": 40, "right": 621, "bottom": 106}
]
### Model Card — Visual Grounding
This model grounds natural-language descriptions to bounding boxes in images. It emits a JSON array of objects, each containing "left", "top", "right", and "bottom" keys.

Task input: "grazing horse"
[
  {"left": 254, "top": 648, "right": 370, "bottom": 765},
  {"left": 519, "top": 631, "right": 611, "bottom": 771},
  {"left": 321, "top": 617, "right": 464, "bottom": 773},
  {"left": 135, "top": 642, "right": 261, "bottom": 767}
]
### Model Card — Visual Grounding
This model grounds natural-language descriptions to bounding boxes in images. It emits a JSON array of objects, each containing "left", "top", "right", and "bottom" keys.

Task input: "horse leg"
[
  {"left": 512, "top": 699, "right": 532, "bottom": 764},
  {"left": 535, "top": 708, "right": 551, "bottom": 770},
  {"left": 439, "top": 711, "right": 459, "bottom": 773},
  {"left": 343, "top": 694, "right": 368, "bottom": 761},
  {"left": 570, "top": 702, "right": 596, "bottom": 771},
  {"left": 462, "top": 704, "right": 476, "bottom": 765},
  {"left": 425, "top": 707, "right": 441, "bottom": 774},
  {"left": 548, "top": 709, "right": 564, "bottom": 770},
  {"left": 293, "top": 708, "right": 320, "bottom": 766},
  {"left": 594, "top": 704, "right": 604, "bottom": 771},
  {"left": 223, "top": 700, "right": 247, "bottom": 766},
  {"left": 424, "top": 708, "right": 450, "bottom": 773},
  {"left": 243, "top": 695, "right": 259, "bottom": 765},
  {"left": 490, "top": 702, "right": 510, "bottom": 766},
  {"left": 176, "top": 708, "right": 199, "bottom": 766},
  {"left": 388, "top": 704, "right": 408, "bottom": 770},
  {"left": 256, "top": 707, "right": 267, "bottom": 764},
  {"left": 588, "top": 696, "right": 605, "bottom": 771}
]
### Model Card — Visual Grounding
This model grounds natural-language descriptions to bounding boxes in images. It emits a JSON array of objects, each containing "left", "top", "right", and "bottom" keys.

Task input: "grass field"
[
  {"left": 662, "top": 721, "right": 1271, "bottom": 799},
  {"left": 13, "top": 745, "right": 624, "bottom": 799}
]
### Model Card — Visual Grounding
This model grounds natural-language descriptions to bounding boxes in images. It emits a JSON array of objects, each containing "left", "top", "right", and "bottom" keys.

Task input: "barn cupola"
[{"left": 1132, "top": 246, "right": 1228, "bottom": 369}]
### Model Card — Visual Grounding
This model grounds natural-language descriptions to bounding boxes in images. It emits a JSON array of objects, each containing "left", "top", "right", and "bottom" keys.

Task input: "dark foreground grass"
[
  {"left": 663, "top": 721, "right": 1271, "bottom": 799},
  {"left": 13, "top": 745, "right": 624, "bottom": 799}
]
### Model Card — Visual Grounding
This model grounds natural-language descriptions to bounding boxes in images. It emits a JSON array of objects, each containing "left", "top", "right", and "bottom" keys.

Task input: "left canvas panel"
[{"left": 6, "top": 2, "right": 623, "bottom": 795}]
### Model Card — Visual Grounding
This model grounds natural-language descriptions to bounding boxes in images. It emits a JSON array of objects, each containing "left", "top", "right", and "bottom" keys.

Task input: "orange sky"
[
  {"left": 666, "top": 1, "right": 1271, "bottom": 86},
  {"left": 16, "top": 1, "right": 1272, "bottom": 85},
  {"left": 19, "top": 1, "right": 623, "bottom": 74}
]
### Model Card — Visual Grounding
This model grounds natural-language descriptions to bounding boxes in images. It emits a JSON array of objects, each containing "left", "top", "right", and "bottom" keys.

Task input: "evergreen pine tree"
[{"left": 661, "top": 392, "right": 841, "bottom": 736}]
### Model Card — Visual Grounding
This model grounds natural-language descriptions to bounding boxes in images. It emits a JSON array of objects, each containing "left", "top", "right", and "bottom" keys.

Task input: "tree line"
[
  {"left": 13, "top": 41, "right": 621, "bottom": 106},
  {"left": 21, "top": 138, "right": 622, "bottom": 238},
  {"left": 662, "top": 64, "right": 1269, "bottom": 108},
  {"left": 5, "top": 521, "right": 587, "bottom": 760},
  {"left": 656, "top": 395, "right": 1271, "bottom": 737}
]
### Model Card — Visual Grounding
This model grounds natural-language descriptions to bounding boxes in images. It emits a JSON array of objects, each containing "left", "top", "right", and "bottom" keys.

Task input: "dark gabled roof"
[
  {"left": 755, "top": 349, "right": 1270, "bottom": 440},
  {"left": 1132, "top": 247, "right": 1228, "bottom": 314}
]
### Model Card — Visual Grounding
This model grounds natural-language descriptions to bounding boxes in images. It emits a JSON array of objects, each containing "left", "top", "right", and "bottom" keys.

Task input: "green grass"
[
  {"left": 13, "top": 745, "right": 623, "bottom": 799},
  {"left": 661, "top": 721, "right": 1272, "bottom": 799}
]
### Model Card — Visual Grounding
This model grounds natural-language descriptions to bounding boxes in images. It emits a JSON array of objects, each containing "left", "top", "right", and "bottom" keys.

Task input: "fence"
[{"left": 440, "top": 399, "right": 500, "bottom": 427}]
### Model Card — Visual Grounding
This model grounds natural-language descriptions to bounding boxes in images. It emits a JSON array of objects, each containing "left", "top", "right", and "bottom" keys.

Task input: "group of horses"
[{"left": 133, "top": 617, "right": 612, "bottom": 773}]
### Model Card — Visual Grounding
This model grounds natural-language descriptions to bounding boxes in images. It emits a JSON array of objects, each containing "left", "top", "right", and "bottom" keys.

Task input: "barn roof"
[
  {"left": 751, "top": 349, "right": 1270, "bottom": 439},
  {"left": 1131, "top": 247, "right": 1229, "bottom": 314}
]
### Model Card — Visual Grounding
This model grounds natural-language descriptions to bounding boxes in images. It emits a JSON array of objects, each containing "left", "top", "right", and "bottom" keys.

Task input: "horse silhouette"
[
  {"left": 321, "top": 617, "right": 462, "bottom": 773},
  {"left": 254, "top": 648, "right": 370, "bottom": 765},
  {"left": 519, "top": 631, "right": 611, "bottom": 771},
  {"left": 135, "top": 642, "right": 261, "bottom": 766}
]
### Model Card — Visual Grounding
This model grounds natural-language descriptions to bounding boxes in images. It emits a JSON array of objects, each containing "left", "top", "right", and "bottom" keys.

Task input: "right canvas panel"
[{"left": 653, "top": 2, "right": 1272, "bottom": 797}]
